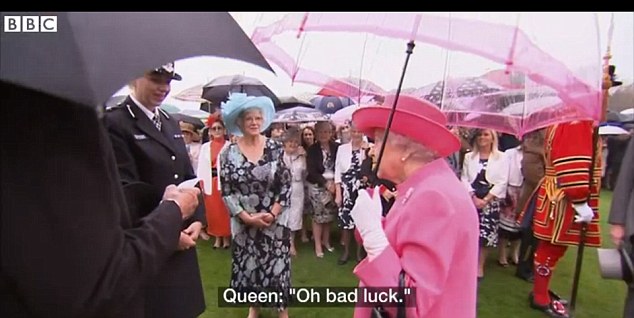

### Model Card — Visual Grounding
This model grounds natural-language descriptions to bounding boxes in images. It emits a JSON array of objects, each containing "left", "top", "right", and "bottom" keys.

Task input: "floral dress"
[
  {"left": 338, "top": 149, "right": 365, "bottom": 230},
  {"left": 219, "top": 138, "right": 292, "bottom": 310},
  {"left": 471, "top": 159, "right": 500, "bottom": 248}
]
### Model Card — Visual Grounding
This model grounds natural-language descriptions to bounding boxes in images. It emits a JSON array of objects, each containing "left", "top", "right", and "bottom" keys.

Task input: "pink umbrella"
[
  {"left": 330, "top": 104, "right": 361, "bottom": 126},
  {"left": 250, "top": 12, "right": 603, "bottom": 137}
]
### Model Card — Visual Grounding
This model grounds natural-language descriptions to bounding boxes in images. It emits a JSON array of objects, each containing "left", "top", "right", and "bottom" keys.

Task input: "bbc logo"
[{"left": 3, "top": 16, "right": 58, "bottom": 32}]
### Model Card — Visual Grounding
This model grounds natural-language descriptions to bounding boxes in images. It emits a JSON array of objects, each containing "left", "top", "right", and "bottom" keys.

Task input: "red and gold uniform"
[{"left": 524, "top": 120, "right": 602, "bottom": 316}]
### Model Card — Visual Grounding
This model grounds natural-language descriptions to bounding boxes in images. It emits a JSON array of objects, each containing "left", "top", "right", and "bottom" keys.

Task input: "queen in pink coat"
[{"left": 350, "top": 95, "right": 479, "bottom": 318}]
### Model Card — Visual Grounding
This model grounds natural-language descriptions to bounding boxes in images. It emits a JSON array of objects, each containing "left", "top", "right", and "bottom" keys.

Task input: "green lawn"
[{"left": 195, "top": 191, "right": 627, "bottom": 317}]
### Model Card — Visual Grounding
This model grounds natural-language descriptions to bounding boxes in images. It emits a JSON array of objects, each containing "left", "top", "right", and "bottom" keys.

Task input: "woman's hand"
[
  {"left": 326, "top": 181, "right": 336, "bottom": 194},
  {"left": 239, "top": 212, "right": 272, "bottom": 228},
  {"left": 335, "top": 192, "right": 342, "bottom": 207},
  {"left": 260, "top": 210, "right": 276, "bottom": 224},
  {"left": 473, "top": 197, "right": 487, "bottom": 209}
]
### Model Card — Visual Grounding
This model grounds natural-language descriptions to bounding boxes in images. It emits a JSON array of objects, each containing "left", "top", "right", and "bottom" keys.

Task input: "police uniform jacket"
[{"left": 103, "top": 96, "right": 206, "bottom": 318}]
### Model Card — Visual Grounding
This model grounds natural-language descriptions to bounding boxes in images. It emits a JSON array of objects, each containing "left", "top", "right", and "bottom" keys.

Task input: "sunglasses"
[{"left": 210, "top": 126, "right": 224, "bottom": 131}]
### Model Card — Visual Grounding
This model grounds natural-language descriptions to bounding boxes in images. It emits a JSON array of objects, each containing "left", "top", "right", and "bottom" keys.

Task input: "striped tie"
[{"left": 152, "top": 110, "right": 162, "bottom": 131}]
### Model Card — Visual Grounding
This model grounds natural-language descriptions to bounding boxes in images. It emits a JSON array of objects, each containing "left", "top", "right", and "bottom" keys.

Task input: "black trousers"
[{"left": 516, "top": 225, "right": 538, "bottom": 281}]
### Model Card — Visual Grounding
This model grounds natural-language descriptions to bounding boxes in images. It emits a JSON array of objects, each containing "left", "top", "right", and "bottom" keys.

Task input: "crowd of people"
[{"left": 3, "top": 61, "right": 633, "bottom": 318}]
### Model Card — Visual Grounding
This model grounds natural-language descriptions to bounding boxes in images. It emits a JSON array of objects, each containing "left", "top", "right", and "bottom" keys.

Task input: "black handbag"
[{"left": 371, "top": 270, "right": 407, "bottom": 318}]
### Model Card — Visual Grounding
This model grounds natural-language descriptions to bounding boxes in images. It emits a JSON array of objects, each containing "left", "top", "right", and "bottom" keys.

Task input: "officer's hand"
[
  {"left": 177, "top": 232, "right": 196, "bottom": 251},
  {"left": 162, "top": 185, "right": 200, "bottom": 220}
]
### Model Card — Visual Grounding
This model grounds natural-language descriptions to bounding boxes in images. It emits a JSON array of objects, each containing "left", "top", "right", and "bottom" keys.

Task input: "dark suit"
[
  {"left": 1, "top": 82, "right": 183, "bottom": 318},
  {"left": 103, "top": 97, "right": 205, "bottom": 318},
  {"left": 608, "top": 136, "right": 634, "bottom": 318},
  {"left": 306, "top": 141, "right": 340, "bottom": 187}
]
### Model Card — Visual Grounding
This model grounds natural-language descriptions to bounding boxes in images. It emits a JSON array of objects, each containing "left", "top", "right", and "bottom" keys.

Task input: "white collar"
[{"left": 130, "top": 94, "right": 157, "bottom": 120}]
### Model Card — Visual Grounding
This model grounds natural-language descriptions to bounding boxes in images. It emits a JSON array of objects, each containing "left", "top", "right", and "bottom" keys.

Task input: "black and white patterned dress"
[
  {"left": 471, "top": 159, "right": 500, "bottom": 248},
  {"left": 219, "top": 138, "right": 293, "bottom": 310},
  {"left": 307, "top": 149, "right": 337, "bottom": 224},
  {"left": 338, "top": 149, "right": 365, "bottom": 230}
]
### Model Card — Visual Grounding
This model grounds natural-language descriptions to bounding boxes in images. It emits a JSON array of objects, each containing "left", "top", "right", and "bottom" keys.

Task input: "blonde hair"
[{"left": 471, "top": 129, "right": 502, "bottom": 159}]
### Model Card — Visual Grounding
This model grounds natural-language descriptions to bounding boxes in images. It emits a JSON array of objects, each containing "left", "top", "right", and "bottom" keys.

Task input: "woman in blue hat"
[{"left": 218, "top": 93, "right": 293, "bottom": 318}]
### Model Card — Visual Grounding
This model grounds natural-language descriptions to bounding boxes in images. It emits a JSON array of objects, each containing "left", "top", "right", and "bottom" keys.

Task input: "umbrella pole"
[
  {"left": 373, "top": 41, "right": 416, "bottom": 177},
  {"left": 569, "top": 30, "right": 613, "bottom": 314},
  {"left": 568, "top": 126, "right": 599, "bottom": 315}
]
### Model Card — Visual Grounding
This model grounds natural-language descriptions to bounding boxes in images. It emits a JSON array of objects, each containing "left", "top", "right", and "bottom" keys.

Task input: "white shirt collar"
[{"left": 129, "top": 94, "right": 157, "bottom": 120}]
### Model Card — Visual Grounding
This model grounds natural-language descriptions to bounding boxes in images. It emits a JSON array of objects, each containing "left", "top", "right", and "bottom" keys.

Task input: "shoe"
[
  {"left": 223, "top": 245, "right": 230, "bottom": 249},
  {"left": 316, "top": 252, "right": 324, "bottom": 258},
  {"left": 548, "top": 290, "right": 568, "bottom": 306},
  {"left": 325, "top": 246, "right": 335, "bottom": 252},
  {"left": 498, "top": 260, "right": 509, "bottom": 267},
  {"left": 301, "top": 237, "right": 309, "bottom": 243},
  {"left": 477, "top": 276, "right": 484, "bottom": 282},
  {"left": 337, "top": 255, "right": 349, "bottom": 265},
  {"left": 529, "top": 292, "right": 569, "bottom": 318}
]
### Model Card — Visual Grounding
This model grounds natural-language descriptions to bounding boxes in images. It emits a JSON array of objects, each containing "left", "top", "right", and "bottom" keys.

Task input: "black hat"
[
  {"left": 148, "top": 62, "right": 182, "bottom": 81},
  {"left": 609, "top": 65, "right": 623, "bottom": 87}
]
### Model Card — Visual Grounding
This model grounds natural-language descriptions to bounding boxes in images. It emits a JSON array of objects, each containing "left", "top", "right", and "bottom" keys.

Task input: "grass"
[{"left": 195, "top": 191, "right": 626, "bottom": 317}]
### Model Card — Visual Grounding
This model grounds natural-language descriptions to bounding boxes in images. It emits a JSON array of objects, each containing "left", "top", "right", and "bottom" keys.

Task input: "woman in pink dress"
[{"left": 350, "top": 95, "right": 479, "bottom": 318}]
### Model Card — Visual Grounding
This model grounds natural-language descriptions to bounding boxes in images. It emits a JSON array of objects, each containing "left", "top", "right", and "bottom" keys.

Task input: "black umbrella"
[
  {"left": 201, "top": 74, "right": 281, "bottom": 108},
  {"left": 277, "top": 96, "right": 314, "bottom": 111},
  {"left": 170, "top": 113, "right": 205, "bottom": 130},
  {"left": 1, "top": 12, "right": 274, "bottom": 108}
]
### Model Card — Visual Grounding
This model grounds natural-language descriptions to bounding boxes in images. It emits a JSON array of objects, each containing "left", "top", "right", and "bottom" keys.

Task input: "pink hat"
[{"left": 352, "top": 94, "right": 460, "bottom": 158}]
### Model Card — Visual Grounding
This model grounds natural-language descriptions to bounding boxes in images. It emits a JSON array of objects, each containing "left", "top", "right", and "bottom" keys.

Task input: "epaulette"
[{"left": 105, "top": 102, "right": 136, "bottom": 119}]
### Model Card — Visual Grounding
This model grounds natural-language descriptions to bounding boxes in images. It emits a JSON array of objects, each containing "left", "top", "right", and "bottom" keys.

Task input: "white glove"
[
  {"left": 572, "top": 202, "right": 594, "bottom": 223},
  {"left": 350, "top": 187, "right": 389, "bottom": 260}
]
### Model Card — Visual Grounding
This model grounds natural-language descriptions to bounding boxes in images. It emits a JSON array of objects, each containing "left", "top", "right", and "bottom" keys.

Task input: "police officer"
[{"left": 103, "top": 62, "right": 206, "bottom": 318}]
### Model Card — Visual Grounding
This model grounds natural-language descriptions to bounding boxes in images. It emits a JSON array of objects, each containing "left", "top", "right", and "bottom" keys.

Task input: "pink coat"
[{"left": 353, "top": 159, "right": 479, "bottom": 318}]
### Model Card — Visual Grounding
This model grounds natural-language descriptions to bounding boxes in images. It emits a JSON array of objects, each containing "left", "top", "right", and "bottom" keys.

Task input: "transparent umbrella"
[{"left": 250, "top": 12, "right": 603, "bottom": 137}]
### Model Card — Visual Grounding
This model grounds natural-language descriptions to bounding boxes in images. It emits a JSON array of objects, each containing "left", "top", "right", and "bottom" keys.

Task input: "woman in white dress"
[{"left": 282, "top": 127, "right": 307, "bottom": 256}]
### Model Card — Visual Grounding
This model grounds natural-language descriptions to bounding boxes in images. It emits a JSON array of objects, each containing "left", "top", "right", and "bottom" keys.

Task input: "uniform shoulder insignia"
[{"left": 105, "top": 103, "right": 125, "bottom": 112}]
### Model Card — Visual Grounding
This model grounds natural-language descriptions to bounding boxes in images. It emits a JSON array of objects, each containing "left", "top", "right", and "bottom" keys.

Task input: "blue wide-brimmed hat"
[{"left": 221, "top": 93, "right": 275, "bottom": 137}]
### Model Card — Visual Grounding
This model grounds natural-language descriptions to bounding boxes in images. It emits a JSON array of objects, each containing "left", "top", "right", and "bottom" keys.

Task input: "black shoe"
[
  {"left": 548, "top": 290, "right": 568, "bottom": 306},
  {"left": 529, "top": 292, "right": 569, "bottom": 318},
  {"left": 337, "top": 255, "right": 349, "bottom": 265}
]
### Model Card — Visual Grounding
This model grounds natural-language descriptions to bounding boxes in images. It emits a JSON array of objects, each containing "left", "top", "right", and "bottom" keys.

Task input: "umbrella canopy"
[
  {"left": 277, "top": 96, "right": 314, "bottom": 111},
  {"left": 310, "top": 96, "right": 355, "bottom": 114},
  {"left": 276, "top": 106, "right": 316, "bottom": 115},
  {"left": 201, "top": 74, "right": 281, "bottom": 108},
  {"left": 1, "top": 12, "right": 274, "bottom": 108},
  {"left": 599, "top": 125, "right": 629, "bottom": 136},
  {"left": 608, "top": 83, "right": 634, "bottom": 112},
  {"left": 170, "top": 113, "right": 206, "bottom": 129},
  {"left": 273, "top": 109, "right": 329, "bottom": 123},
  {"left": 172, "top": 84, "right": 208, "bottom": 103},
  {"left": 316, "top": 77, "right": 386, "bottom": 102},
  {"left": 250, "top": 12, "right": 603, "bottom": 137},
  {"left": 330, "top": 104, "right": 361, "bottom": 126}
]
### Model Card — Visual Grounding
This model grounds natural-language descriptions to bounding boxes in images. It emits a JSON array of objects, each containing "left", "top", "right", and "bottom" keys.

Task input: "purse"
[{"left": 370, "top": 270, "right": 407, "bottom": 318}]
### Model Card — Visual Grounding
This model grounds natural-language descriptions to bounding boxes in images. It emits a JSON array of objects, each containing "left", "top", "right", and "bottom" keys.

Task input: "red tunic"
[{"left": 530, "top": 121, "right": 602, "bottom": 247}]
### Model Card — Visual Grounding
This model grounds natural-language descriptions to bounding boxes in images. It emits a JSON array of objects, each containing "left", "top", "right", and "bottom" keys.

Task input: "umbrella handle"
[{"left": 373, "top": 41, "right": 416, "bottom": 178}]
